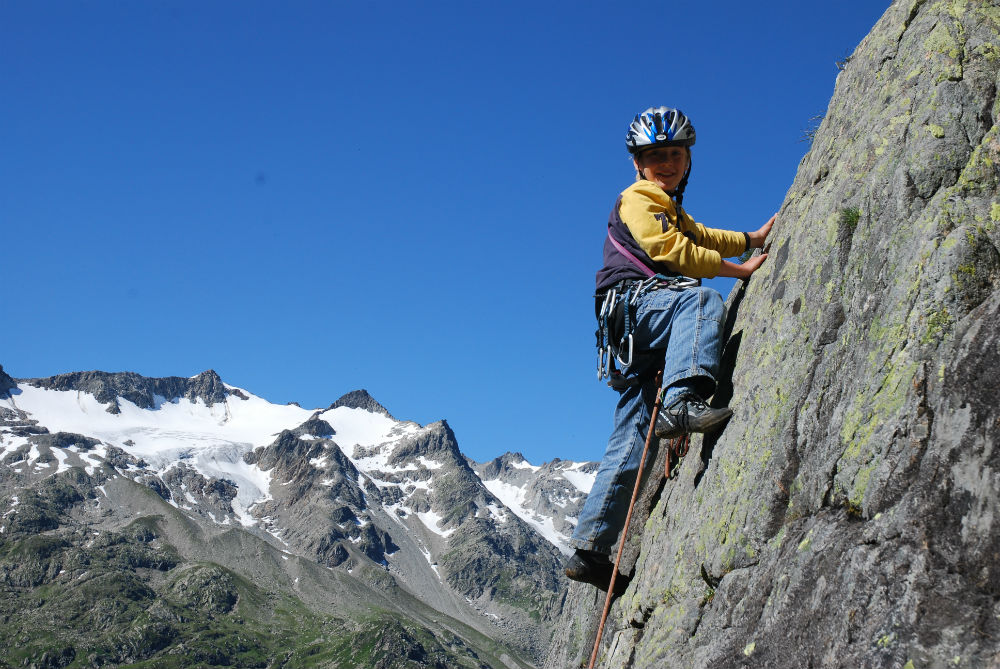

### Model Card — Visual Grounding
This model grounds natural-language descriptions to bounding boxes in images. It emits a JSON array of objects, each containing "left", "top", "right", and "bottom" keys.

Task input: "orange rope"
[{"left": 588, "top": 371, "right": 664, "bottom": 669}]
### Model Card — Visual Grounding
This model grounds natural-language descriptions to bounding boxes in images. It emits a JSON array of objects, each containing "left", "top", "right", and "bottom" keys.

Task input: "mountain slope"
[
  {"left": 546, "top": 1, "right": 1000, "bottom": 667},
  {"left": 0, "top": 367, "right": 593, "bottom": 667},
  {"left": 0, "top": 472, "right": 523, "bottom": 669}
]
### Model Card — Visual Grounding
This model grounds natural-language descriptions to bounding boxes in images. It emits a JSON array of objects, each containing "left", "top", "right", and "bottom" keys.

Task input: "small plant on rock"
[{"left": 839, "top": 207, "right": 861, "bottom": 231}]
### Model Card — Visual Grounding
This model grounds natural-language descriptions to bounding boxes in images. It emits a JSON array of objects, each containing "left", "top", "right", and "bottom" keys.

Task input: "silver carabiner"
[
  {"left": 671, "top": 277, "right": 700, "bottom": 289},
  {"left": 630, "top": 280, "right": 646, "bottom": 305},
  {"left": 614, "top": 334, "right": 634, "bottom": 368},
  {"left": 601, "top": 288, "right": 617, "bottom": 318},
  {"left": 631, "top": 276, "right": 662, "bottom": 304}
]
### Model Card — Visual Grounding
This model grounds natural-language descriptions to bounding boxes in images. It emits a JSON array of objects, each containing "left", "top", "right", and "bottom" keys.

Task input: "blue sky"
[{"left": 2, "top": 1, "right": 890, "bottom": 464}]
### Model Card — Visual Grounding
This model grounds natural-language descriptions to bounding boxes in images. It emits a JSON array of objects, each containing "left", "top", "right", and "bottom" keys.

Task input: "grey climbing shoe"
[
  {"left": 654, "top": 393, "right": 732, "bottom": 439},
  {"left": 563, "top": 550, "right": 630, "bottom": 594}
]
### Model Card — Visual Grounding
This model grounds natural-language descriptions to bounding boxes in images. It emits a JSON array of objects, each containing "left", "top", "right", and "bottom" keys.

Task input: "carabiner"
[
  {"left": 614, "top": 334, "right": 634, "bottom": 368},
  {"left": 670, "top": 277, "right": 700, "bottom": 290},
  {"left": 597, "top": 290, "right": 607, "bottom": 318}
]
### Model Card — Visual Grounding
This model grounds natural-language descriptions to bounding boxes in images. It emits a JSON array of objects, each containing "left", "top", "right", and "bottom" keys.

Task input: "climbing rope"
[
  {"left": 588, "top": 380, "right": 693, "bottom": 668},
  {"left": 588, "top": 373, "right": 664, "bottom": 669}
]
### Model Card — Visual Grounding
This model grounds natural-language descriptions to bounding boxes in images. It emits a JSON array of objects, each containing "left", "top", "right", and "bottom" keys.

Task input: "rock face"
[{"left": 546, "top": 2, "right": 1000, "bottom": 668}]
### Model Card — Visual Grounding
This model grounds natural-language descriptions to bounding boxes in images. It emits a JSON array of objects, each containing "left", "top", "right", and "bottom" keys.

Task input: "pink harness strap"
[{"left": 607, "top": 230, "right": 656, "bottom": 279}]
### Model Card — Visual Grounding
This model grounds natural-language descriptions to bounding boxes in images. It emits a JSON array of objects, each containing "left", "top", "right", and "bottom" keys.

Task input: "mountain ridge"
[
  {"left": 19, "top": 369, "right": 233, "bottom": 413},
  {"left": 0, "top": 364, "right": 594, "bottom": 667}
]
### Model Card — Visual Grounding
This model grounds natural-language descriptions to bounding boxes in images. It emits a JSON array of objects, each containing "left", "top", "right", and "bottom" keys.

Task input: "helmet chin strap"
[{"left": 670, "top": 153, "right": 692, "bottom": 207}]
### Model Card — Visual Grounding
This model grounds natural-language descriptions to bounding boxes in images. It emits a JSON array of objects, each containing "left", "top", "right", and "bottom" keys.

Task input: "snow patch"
[
  {"left": 416, "top": 510, "right": 455, "bottom": 538},
  {"left": 561, "top": 469, "right": 596, "bottom": 494},
  {"left": 510, "top": 458, "right": 539, "bottom": 472},
  {"left": 486, "top": 503, "right": 508, "bottom": 523},
  {"left": 51, "top": 448, "right": 71, "bottom": 474},
  {"left": 483, "top": 479, "right": 572, "bottom": 555},
  {"left": 416, "top": 542, "right": 442, "bottom": 579},
  {"left": 0, "top": 435, "right": 30, "bottom": 460},
  {"left": 319, "top": 406, "right": 410, "bottom": 450},
  {"left": 417, "top": 457, "right": 443, "bottom": 470}
]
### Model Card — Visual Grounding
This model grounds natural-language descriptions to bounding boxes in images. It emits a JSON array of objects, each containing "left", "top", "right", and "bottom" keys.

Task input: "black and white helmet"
[{"left": 626, "top": 106, "right": 696, "bottom": 154}]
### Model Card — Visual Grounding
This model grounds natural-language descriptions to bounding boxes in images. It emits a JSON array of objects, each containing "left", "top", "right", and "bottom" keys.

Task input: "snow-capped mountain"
[
  {"left": 0, "top": 365, "right": 595, "bottom": 666},
  {"left": 472, "top": 453, "right": 597, "bottom": 555}
]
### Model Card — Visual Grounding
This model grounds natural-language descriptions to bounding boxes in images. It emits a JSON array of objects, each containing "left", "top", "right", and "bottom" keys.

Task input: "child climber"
[{"left": 565, "top": 106, "right": 774, "bottom": 591}]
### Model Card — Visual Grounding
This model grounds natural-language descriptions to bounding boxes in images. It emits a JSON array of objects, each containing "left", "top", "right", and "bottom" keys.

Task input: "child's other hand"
[
  {"left": 740, "top": 252, "right": 768, "bottom": 278},
  {"left": 718, "top": 252, "right": 769, "bottom": 280}
]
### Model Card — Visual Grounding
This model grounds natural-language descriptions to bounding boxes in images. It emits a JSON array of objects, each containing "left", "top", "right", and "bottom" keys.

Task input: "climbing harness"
[
  {"left": 596, "top": 232, "right": 698, "bottom": 391},
  {"left": 596, "top": 278, "right": 655, "bottom": 383}
]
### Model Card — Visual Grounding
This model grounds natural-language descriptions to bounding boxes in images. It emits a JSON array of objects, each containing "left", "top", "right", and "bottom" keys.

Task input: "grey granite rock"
[
  {"left": 547, "top": 2, "right": 1000, "bottom": 667},
  {"left": 20, "top": 369, "right": 232, "bottom": 413},
  {"left": 0, "top": 365, "right": 15, "bottom": 398},
  {"left": 30, "top": 432, "right": 101, "bottom": 452},
  {"left": 329, "top": 389, "right": 394, "bottom": 418},
  {"left": 160, "top": 463, "right": 238, "bottom": 520},
  {"left": 291, "top": 415, "right": 336, "bottom": 438}
]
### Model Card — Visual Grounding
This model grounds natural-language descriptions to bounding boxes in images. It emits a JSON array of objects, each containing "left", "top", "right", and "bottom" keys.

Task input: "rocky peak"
[
  {"left": 386, "top": 420, "right": 464, "bottom": 468},
  {"left": 328, "top": 389, "right": 393, "bottom": 418},
  {"left": 0, "top": 365, "right": 15, "bottom": 398},
  {"left": 477, "top": 451, "right": 531, "bottom": 480},
  {"left": 182, "top": 369, "right": 229, "bottom": 405},
  {"left": 291, "top": 415, "right": 336, "bottom": 439}
]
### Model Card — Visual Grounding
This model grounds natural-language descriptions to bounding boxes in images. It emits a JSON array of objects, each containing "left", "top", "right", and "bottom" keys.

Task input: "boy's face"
[{"left": 634, "top": 146, "right": 689, "bottom": 193}]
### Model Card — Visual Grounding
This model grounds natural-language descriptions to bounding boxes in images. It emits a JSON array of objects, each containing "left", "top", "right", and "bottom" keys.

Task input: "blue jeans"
[{"left": 570, "top": 285, "right": 725, "bottom": 555}]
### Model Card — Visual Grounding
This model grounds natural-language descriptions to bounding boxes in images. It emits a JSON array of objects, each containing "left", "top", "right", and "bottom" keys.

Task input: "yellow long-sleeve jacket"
[{"left": 595, "top": 180, "right": 747, "bottom": 291}]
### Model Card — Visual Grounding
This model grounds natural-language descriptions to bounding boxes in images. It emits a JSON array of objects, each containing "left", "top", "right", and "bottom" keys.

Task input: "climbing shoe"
[
  {"left": 563, "top": 550, "right": 630, "bottom": 594},
  {"left": 654, "top": 393, "right": 732, "bottom": 439}
]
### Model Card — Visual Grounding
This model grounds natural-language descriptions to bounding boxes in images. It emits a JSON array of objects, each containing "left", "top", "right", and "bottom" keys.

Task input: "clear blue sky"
[{"left": 2, "top": 1, "right": 890, "bottom": 464}]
